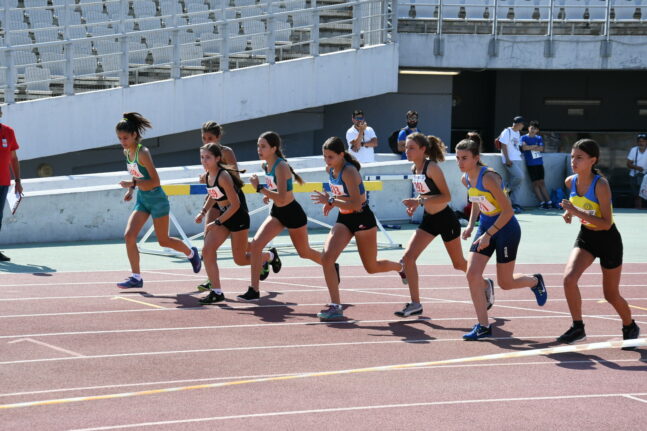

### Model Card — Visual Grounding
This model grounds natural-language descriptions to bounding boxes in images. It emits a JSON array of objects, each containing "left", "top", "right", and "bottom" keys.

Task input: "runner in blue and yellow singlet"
[
  {"left": 116, "top": 112, "right": 201, "bottom": 289},
  {"left": 558, "top": 139, "right": 640, "bottom": 346},
  {"left": 456, "top": 138, "right": 547, "bottom": 340}
]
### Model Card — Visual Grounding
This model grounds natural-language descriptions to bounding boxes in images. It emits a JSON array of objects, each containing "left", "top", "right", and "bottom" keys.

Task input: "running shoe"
[
  {"left": 199, "top": 290, "right": 225, "bottom": 304},
  {"left": 260, "top": 261, "right": 270, "bottom": 281},
  {"left": 485, "top": 278, "right": 495, "bottom": 310},
  {"left": 394, "top": 302, "right": 423, "bottom": 317},
  {"left": 189, "top": 247, "right": 202, "bottom": 273},
  {"left": 463, "top": 323, "right": 492, "bottom": 340},
  {"left": 197, "top": 279, "right": 211, "bottom": 292},
  {"left": 334, "top": 263, "right": 340, "bottom": 284},
  {"left": 557, "top": 324, "right": 586, "bottom": 344},
  {"left": 317, "top": 304, "right": 344, "bottom": 321},
  {"left": 398, "top": 259, "right": 408, "bottom": 285},
  {"left": 269, "top": 247, "right": 282, "bottom": 273},
  {"left": 117, "top": 276, "right": 143, "bottom": 289},
  {"left": 238, "top": 286, "right": 260, "bottom": 301},
  {"left": 0, "top": 251, "right": 10, "bottom": 262},
  {"left": 531, "top": 273, "right": 547, "bottom": 306},
  {"left": 622, "top": 320, "right": 641, "bottom": 351}
]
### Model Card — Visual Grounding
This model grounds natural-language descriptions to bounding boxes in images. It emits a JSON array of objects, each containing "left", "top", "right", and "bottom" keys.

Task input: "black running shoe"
[
  {"left": 199, "top": 291, "right": 225, "bottom": 304},
  {"left": 238, "top": 286, "right": 260, "bottom": 301},
  {"left": 0, "top": 251, "right": 10, "bottom": 262},
  {"left": 260, "top": 261, "right": 270, "bottom": 281},
  {"left": 269, "top": 247, "right": 282, "bottom": 273},
  {"left": 557, "top": 324, "right": 586, "bottom": 344},
  {"left": 334, "top": 263, "right": 340, "bottom": 284},
  {"left": 622, "top": 320, "right": 641, "bottom": 351}
]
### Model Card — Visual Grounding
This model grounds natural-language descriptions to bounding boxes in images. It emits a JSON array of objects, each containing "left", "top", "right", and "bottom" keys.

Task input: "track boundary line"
[{"left": 1, "top": 338, "right": 644, "bottom": 410}]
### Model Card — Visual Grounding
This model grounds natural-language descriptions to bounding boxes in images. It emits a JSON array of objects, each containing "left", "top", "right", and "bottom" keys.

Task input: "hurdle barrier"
[{"left": 137, "top": 180, "right": 402, "bottom": 257}]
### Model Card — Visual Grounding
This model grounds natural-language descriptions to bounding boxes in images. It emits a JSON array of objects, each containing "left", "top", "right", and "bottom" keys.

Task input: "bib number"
[
  {"left": 206, "top": 186, "right": 224, "bottom": 200},
  {"left": 265, "top": 176, "right": 277, "bottom": 191},
  {"left": 469, "top": 195, "right": 496, "bottom": 213},
  {"left": 412, "top": 175, "right": 431, "bottom": 194},
  {"left": 574, "top": 206, "right": 596, "bottom": 225},
  {"left": 531, "top": 151, "right": 542, "bottom": 159},
  {"left": 329, "top": 183, "right": 345, "bottom": 197},
  {"left": 127, "top": 162, "right": 145, "bottom": 179}
]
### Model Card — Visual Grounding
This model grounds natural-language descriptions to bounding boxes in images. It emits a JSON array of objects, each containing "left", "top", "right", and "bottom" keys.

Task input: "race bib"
[
  {"left": 127, "top": 162, "right": 145, "bottom": 179},
  {"left": 411, "top": 175, "right": 431, "bottom": 194},
  {"left": 206, "top": 186, "right": 224, "bottom": 200},
  {"left": 531, "top": 151, "right": 542, "bottom": 159},
  {"left": 469, "top": 195, "right": 496, "bottom": 213},
  {"left": 329, "top": 183, "right": 346, "bottom": 197},
  {"left": 265, "top": 176, "right": 277, "bottom": 191}
]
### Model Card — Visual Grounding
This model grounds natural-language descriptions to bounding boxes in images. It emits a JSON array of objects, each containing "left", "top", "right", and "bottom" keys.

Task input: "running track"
[{"left": 1, "top": 263, "right": 646, "bottom": 430}]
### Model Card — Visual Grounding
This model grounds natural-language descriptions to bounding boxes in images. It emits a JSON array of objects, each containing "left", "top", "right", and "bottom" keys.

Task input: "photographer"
[
  {"left": 627, "top": 132, "right": 647, "bottom": 209},
  {"left": 346, "top": 109, "right": 377, "bottom": 163}
]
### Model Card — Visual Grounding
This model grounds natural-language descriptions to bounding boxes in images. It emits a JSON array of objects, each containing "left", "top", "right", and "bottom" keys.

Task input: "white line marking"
[
  {"left": 0, "top": 334, "right": 631, "bottom": 367},
  {"left": 7, "top": 338, "right": 84, "bottom": 357},
  {"left": 69, "top": 392, "right": 647, "bottom": 430},
  {"left": 143, "top": 270, "right": 204, "bottom": 278},
  {"left": 624, "top": 395, "right": 647, "bottom": 404},
  {"left": 0, "top": 279, "right": 208, "bottom": 288},
  {"left": 3, "top": 357, "right": 644, "bottom": 400}
]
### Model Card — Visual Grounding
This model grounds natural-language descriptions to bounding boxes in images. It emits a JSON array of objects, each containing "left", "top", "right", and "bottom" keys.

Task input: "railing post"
[
  {"left": 310, "top": 0, "right": 320, "bottom": 56},
  {"left": 119, "top": 0, "right": 129, "bottom": 87},
  {"left": 60, "top": 0, "right": 74, "bottom": 95},
  {"left": 3, "top": 1, "right": 16, "bottom": 103},
  {"left": 352, "top": 1, "right": 362, "bottom": 49},
  {"left": 391, "top": 0, "right": 399, "bottom": 44},
  {"left": 220, "top": 0, "right": 229, "bottom": 71},
  {"left": 267, "top": 0, "right": 276, "bottom": 64},
  {"left": 490, "top": 0, "right": 499, "bottom": 56},
  {"left": 545, "top": 0, "right": 554, "bottom": 57},
  {"left": 601, "top": 0, "right": 612, "bottom": 57}
]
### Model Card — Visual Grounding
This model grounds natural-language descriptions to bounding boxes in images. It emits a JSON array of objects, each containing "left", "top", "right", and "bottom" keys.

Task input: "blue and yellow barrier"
[{"left": 162, "top": 181, "right": 384, "bottom": 196}]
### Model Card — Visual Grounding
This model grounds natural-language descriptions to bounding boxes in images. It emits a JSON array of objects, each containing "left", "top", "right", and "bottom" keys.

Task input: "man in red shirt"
[{"left": 0, "top": 107, "right": 23, "bottom": 261}]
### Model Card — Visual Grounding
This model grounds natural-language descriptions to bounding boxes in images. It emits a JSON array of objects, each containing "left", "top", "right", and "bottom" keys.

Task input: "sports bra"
[
  {"left": 411, "top": 159, "right": 440, "bottom": 195},
  {"left": 125, "top": 144, "right": 151, "bottom": 180},
  {"left": 264, "top": 158, "right": 293, "bottom": 192}
]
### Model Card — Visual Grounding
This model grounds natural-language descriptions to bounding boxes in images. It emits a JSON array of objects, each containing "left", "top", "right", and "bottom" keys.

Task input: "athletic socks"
[
  {"left": 187, "top": 249, "right": 195, "bottom": 259},
  {"left": 211, "top": 288, "right": 223, "bottom": 294},
  {"left": 573, "top": 320, "right": 584, "bottom": 329},
  {"left": 132, "top": 274, "right": 142, "bottom": 281},
  {"left": 268, "top": 251, "right": 275, "bottom": 262}
]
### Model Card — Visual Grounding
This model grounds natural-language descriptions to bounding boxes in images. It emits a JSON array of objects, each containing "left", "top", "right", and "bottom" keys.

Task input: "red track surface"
[{"left": 1, "top": 263, "right": 646, "bottom": 430}]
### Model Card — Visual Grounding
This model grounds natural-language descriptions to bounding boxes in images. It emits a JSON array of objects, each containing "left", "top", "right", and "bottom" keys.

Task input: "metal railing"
[{"left": 0, "top": 0, "right": 396, "bottom": 104}]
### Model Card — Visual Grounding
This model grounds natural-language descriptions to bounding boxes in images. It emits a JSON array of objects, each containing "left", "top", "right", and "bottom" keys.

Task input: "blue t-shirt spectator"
[
  {"left": 521, "top": 134, "right": 544, "bottom": 166},
  {"left": 397, "top": 127, "right": 422, "bottom": 159}
]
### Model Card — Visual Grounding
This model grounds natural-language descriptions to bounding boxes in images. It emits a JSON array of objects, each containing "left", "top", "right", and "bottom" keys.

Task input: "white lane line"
[
  {"left": 0, "top": 334, "right": 626, "bottom": 367},
  {"left": 69, "top": 392, "right": 647, "bottom": 430},
  {"left": 624, "top": 395, "right": 647, "bottom": 404},
  {"left": 143, "top": 270, "right": 203, "bottom": 278},
  {"left": 3, "top": 356, "right": 644, "bottom": 400},
  {"left": 2, "top": 289, "right": 646, "bottom": 302},
  {"left": 8, "top": 338, "right": 85, "bottom": 358},
  {"left": 0, "top": 279, "right": 209, "bottom": 288}
]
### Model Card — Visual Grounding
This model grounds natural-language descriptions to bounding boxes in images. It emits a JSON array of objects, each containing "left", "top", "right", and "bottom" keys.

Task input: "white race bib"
[
  {"left": 411, "top": 175, "right": 431, "bottom": 194},
  {"left": 206, "top": 186, "right": 225, "bottom": 200},
  {"left": 127, "top": 162, "right": 145, "bottom": 179},
  {"left": 265, "top": 176, "right": 277, "bottom": 191},
  {"left": 574, "top": 205, "right": 596, "bottom": 225},
  {"left": 329, "top": 183, "right": 345, "bottom": 197},
  {"left": 469, "top": 195, "right": 496, "bottom": 213},
  {"left": 531, "top": 151, "right": 542, "bottom": 159}
]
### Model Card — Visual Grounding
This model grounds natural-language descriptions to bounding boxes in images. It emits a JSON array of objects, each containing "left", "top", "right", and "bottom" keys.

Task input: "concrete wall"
[
  {"left": 399, "top": 34, "right": 647, "bottom": 70},
  {"left": 2, "top": 153, "right": 568, "bottom": 245},
  {"left": 3, "top": 45, "right": 399, "bottom": 161}
]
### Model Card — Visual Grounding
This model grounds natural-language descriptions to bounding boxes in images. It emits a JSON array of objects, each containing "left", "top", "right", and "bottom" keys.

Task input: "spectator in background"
[
  {"left": 521, "top": 121, "right": 552, "bottom": 209},
  {"left": 396, "top": 110, "right": 422, "bottom": 159},
  {"left": 497, "top": 116, "right": 526, "bottom": 214},
  {"left": 627, "top": 133, "right": 647, "bottom": 209},
  {"left": 346, "top": 110, "right": 377, "bottom": 163},
  {"left": 0, "top": 107, "right": 23, "bottom": 262}
]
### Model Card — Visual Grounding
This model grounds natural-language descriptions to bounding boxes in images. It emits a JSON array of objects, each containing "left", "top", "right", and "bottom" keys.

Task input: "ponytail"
[
  {"left": 116, "top": 112, "right": 151, "bottom": 141},
  {"left": 259, "top": 131, "right": 304, "bottom": 184},
  {"left": 323, "top": 136, "right": 361, "bottom": 171},
  {"left": 426, "top": 135, "right": 446, "bottom": 163}
]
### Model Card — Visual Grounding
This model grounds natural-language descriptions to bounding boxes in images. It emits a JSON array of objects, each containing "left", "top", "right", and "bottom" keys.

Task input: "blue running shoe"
[
  {"left": 317, "top": 304, "right": 344, "bottom": 321},
  {"left": 189, "top": 247, "right": 201, "bottom": 273},
  {"left": 463, "top": 323, "right": 492, "bottom": 341},
  {"left": 117, "top": 276, "right": 143, "bottom": 289},
  {"left": 531, "top": 273, "right": 547, "bottom": 306}
]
